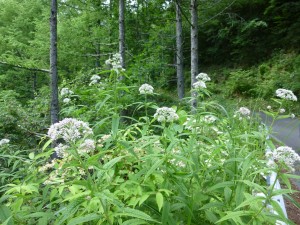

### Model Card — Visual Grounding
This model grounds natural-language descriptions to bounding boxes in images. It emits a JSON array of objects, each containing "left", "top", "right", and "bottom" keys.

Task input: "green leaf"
[
  {"left": 1, "top": 216, "right": 13, "bottom": 225},
  {"left": 0, "top": 205, "right": 12, "bottom": 225},
  {"left": 143, "top": 159, "right": 163, "bottom": 181},
  {"left": 216, "top": 211, "right": 254, "bottom": 223},
  {"left": 205, "top": 210, "right": 218, "bottom": 223},
  {"left": 122, "top": 218, "right": 148, "bottom": 225},
  {"left": 207, "top": 181, "right": 234, "bottom": 192},
  {"left": 67, "top": 213, "right": 102, "bottom": 225},
  {"left": 103, "top": 156, "right": 124, "bottom": 170},
  {"left": 156, "top": 192, "right": 164, "bottom": 212},
  {"left": 139, "top": 194, "right": 150, "bottom": 206},
  {"left": 42, "top": 139, "right": 52, "bottom": 151},
  {"left": 116, "top": 208, "right": 159, "bottom": 223},
  {"left": 28, "top": 152, "right": 35, "bottom": 159},
  {"left": 112, "top": 114, "right": 120, "bottom": 139}
]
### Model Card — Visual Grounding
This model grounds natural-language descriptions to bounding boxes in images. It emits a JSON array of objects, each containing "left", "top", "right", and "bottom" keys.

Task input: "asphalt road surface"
[{"left": 259, "top": 112, "right": 300, "bottom": 152}]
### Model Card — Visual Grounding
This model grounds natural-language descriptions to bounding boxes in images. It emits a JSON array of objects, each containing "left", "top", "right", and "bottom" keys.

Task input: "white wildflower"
[
  {"left": 275, "top": 88, "right": 297, "bottom": 101},
  {"left": 105, "top": 53, "right": 124, "bottom": 72},
  {"left": 0, "top": 139, "right": 10, "bottom": 146},
  {"left": 238, "top": 107, "right": 251, "bottom": 117},
  {"left": 192, "top": 81, "right": 206, "bottom": 89},
  {"left": 60, "top": 88, "right": 73, "bottom": 97},
  {"left": 154, "top": 107, "right": 179, "bottom": 123},
  {"left": 196, "top": 73, "right": 211, "bottom": 82},
  {"left": 79, "top": 139, "right": 95, "bottom": 154},
  {"left": 89, "top": 75, "right": 101, "bottom": 86},
  {"left": 139, "top": 83, "right": 154, "bottom": 95},
  {"left": 63, "top": 98, "right": 71, "bottom": 104},
  {"left": 203, "top": 115, "right": 217, "bottom": 124},
  {"left": 54, "top": 144, "right": 69, "bottom": 158},
  {"left": 291, "top": 113, "right": 295, "bottom": 119},
  {"left": 48, "top": 118, "right": 93, "bottom": 143},
  {"left": 279, "top": 108, "right": 285, "bottom": 113},
  {"left": 267, "top": 105, "right": 272, "bottom": 110},
  {"left": 267, "top": 146, "right": 300, "bottom": 172}
]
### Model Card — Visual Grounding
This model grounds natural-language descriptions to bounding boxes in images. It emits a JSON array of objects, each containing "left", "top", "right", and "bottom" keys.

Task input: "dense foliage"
[{"left": 0, "top": 0, "right": 300, "bottom": 224}]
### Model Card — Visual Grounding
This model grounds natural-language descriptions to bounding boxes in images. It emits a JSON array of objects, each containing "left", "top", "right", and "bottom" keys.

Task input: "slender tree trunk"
[
  {"left": 176, "top": 0, "right": 184, "bottom": 100},
  {"left": 50, "top": 0, "right": 59, "bottom": 124},
  {"left": 33, "top": 72, "right": 37, "bottom": 97},
  {"left": 119, "top": 0, "right": 125, "bottom": 69},
  {"left": 95, "top": 42, "right": 100, "bottom": 68},
  {"left": 190, "top": 0, "right": 198, "bottom": 112}
]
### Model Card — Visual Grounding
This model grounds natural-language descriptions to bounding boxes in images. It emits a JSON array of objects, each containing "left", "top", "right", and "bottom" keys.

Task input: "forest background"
[{"left": 0, "top": 0, "right": 299, "bottom": 149}]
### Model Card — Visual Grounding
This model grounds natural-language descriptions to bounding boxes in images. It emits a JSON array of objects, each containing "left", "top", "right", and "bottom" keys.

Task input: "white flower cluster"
[
  {"left": 105, "top": 53, "right": 125, "bottom": 72},
  {"left": 275, "top": 88, "right": 297, "bottom": 101},
  {"left": 61, "top": 88, "right": 74, "bottom": 104},
  {"left": 54, "top": 143, "right": 69, "bottom": 158},
  {"left": 238, "top": 107, "right": 251, "bottom": 116},
  {"left": 266, "top": 146, "right": 300, "bottom": 172},
  {"left": 196, "top": 73, "right": 211, "bottom": 82},
  {"left": 154, "top": 107, "right": 179, "bottom": 123},
  {"left": 279, "top": 108, "right": 285, "bottom": 113},
  {"left": 61, "top": 88, "right": 73, "bottom": 97},
  {"left": 203, "top": 115, "right": 217, "bottom": 124},
  {"left": 0, "top": 138, "right": 10, "bottom": 146},
  {"left": 139, "top": 83, "right": 154, "bottom": 95},
  {"left": 192, "top": 81, "right": 206, "bottom": 89},
  {"left": 63, "top": 98, "right": 71, "bottom": 104},
  {"left": 89, "top": 75, "right": 101, "bottom": 86},
  {"left": 79, "top": 139, "right": 95, "bottom": 154},
  {"left": 48, "top": 118, "right": 93, "bottom": 143},
  {"left": 183, "top": 117, "right": 197, "bottom": 131},
  {"left": 234, "top": 107, "right": 251, "bottom": 120},
  {"left": 193, "top": 72, "right": 211, "bottom": 90}
]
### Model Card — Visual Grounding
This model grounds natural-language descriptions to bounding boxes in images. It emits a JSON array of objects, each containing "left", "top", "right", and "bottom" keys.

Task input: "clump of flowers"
[
  {"left": 79, "top": 139, "right": 95, "bottom": 154},
  {"left": 275, "top": 88, "right": 297, "bottom": 101},
  {"left": 203, "top": 115, "right": 217, "bottom": 124},
  {"left": 291, "top": 113, "right": 295, "bottom": 119},
  {"left": 196, "top": 73, "right": 211, "bottom": 82},
  {"left": 63, "top": 98, "right": 71, "bottom": 104},
  {"left": 54, "top": 143, "right": 69, "bottom": 158},
  {"left": 192, "top": 72, "right": 211, "bottom": 90},
  {"left": 154, "top": 107, "right": 179, "bottom": 123},
  {"left": 192, "top": 81, "right": 206, "bottom": 89},
  {"left": 267, "top": 105, "right": 272, "bottom": 110},
  {"left": 234, "top": 107, "right": 251, "bottom": 120},
  {"left": 266, "top": 146, "right": 300, "bottom": 172},
  {"left": 105, "top": 53, "right": 125, "bottom": 73},
  {"left": 279, "top": 108, "right": 285, "bottom": 113},
  {"left": 48, "top": 118, "right": 93, "bottom": 143},
  {"left": 89, "top": 75, "right": 101, "bottom": 86},
  {"left": 0, "top": 138, "right": 10, "bottom": 146},
  {"left": 139, "top": 83, "right": 154, "bottom": 95},
  {"left": 60, "top": 88, "right": 73, "bottom": 97}
]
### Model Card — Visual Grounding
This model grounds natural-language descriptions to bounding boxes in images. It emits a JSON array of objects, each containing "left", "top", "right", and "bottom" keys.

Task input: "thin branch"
[
  {"left": 200, "top": 0, "right": 237, "bottom": 25},
  {"left": 0, "top": 61, "right": 49, "bottom": 73},
  {"left": 174, "top": 0, "right": 193, "bottom": 28}
]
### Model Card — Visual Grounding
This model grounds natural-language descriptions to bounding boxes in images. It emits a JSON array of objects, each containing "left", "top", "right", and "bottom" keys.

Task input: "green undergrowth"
[{"left": 1, "top": 62, "right": 299, "bottom": 224}]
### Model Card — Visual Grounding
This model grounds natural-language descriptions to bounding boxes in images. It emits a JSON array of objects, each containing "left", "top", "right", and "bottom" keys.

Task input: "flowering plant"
[
  {"left": 139, "top": 83, "right": 154, "bottom": 95},
  {"left": 154, "top": 107, "right": 179, "bottom": 123}
]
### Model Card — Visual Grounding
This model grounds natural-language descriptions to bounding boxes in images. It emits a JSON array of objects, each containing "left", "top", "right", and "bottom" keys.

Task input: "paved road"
[{"left": 259, "top": 112, "right": 300, "bottom": 152}]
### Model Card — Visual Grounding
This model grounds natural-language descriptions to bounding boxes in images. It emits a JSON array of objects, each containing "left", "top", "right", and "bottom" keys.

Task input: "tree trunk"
[
  {"left": 119, "top": 0, "right": 125, "bottom": 69},
  {"left": 190, "top": 0, "right": 198, "bottom": 112},
  {"left": 176, "top": 0, "right": 184, "bottom": 100},
  {"left": 50, "top": 0, "right": 59, "bottom": 124}
]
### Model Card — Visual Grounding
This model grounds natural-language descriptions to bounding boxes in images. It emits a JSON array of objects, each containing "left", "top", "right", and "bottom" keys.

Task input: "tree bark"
[
  {"left": 176, "top": 0, "right": 184, "bottom": 100},
  {"left": 190, "top": 0, "right": 198, "bottom": 112},
  {"left": 119, "top": 0, "right": 125, "bottom": 69},
  {"left": 50, "top": 0, "right": 59, "bottom": 124}
]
